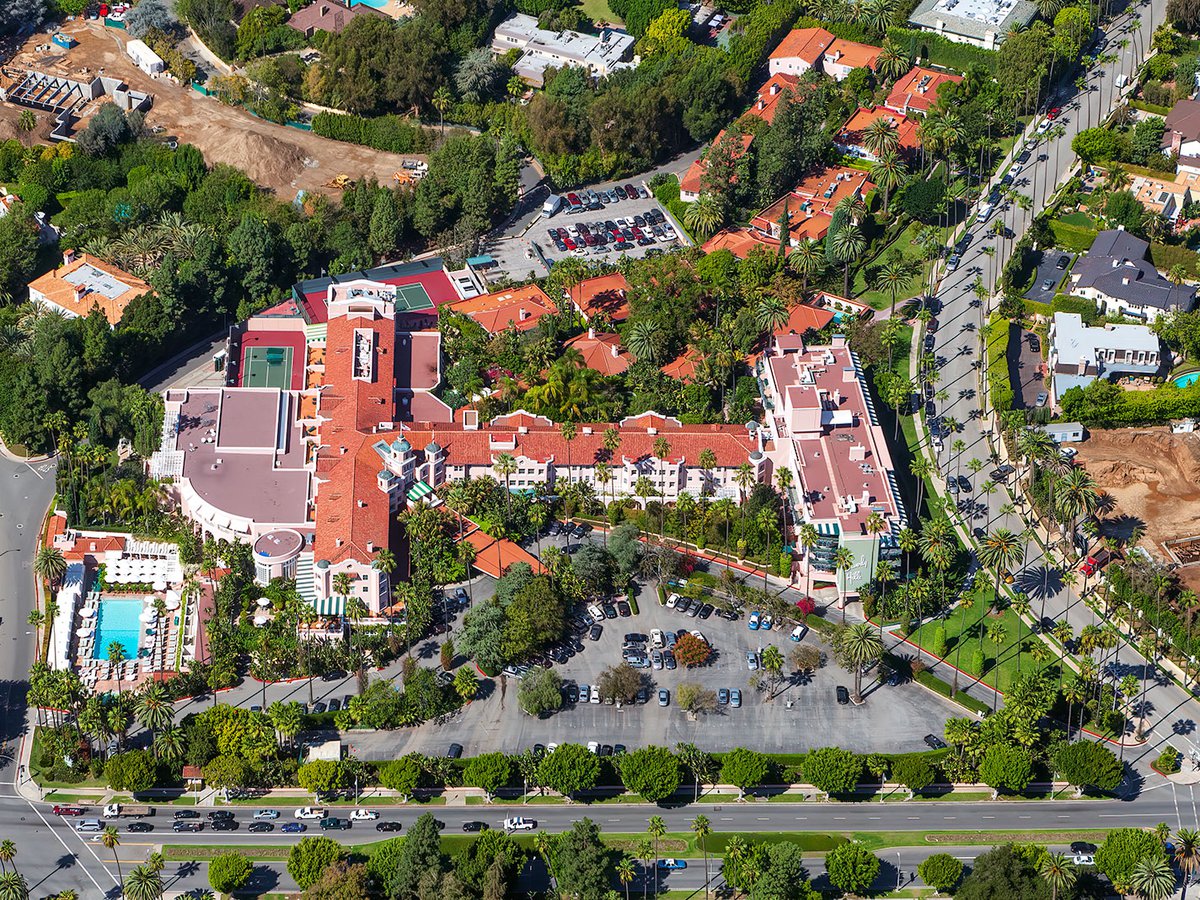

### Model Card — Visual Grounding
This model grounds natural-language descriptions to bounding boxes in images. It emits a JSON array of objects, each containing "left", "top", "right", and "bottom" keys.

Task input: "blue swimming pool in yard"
[
  {"left": 1174, "top": 371, "right": 1200, "bottom": 388},
  {"left": 93, "top": 597, "right": 142, "bottom": 660}
]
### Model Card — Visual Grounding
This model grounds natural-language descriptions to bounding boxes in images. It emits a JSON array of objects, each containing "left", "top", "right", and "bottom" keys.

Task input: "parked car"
[
  {"left": 746, "top": 651, "right": 758, "bottom": 670},
  {"left": 718, "top": 688, "right": 729, "bottom": 705},
  {"left": 924, "top": 734, "right": 948, "bottom": 750},
  {"left": 747, "top": 611, "right": 761, "bottom": 630},
  {"left": 836, "top": 686, "right": 851, "bottom": 705},
  {"left": 447, "top": 743, "right": 464, "bottom": 759},
  {"left": 658, "top": 689, "right": 670, "bottom": 706},
  {"left": 730, "top": 689, "right": 742, "bottom": 708},
  {"left": 589, "top": 624, "right": 603, "bottom": 641},
  {"left": 790, "top": 624, "right": 808, "bottom": 642}
]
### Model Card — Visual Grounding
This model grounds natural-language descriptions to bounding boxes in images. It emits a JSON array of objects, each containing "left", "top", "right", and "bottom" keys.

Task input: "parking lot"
[
  {"left": 350, "top": 530, "right": 960, "bottom": 759},
  {"left": 1024, "top": 250, "right": 1075, "bottom": 303}
]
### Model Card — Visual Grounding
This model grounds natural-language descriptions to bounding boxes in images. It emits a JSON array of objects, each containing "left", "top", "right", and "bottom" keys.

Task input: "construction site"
[
  {"left": 1072, "top": 426, "right": 1200, "bottom": 593},
  {"left": 0, "top": 19, "right": 426, "bottom": 198}
]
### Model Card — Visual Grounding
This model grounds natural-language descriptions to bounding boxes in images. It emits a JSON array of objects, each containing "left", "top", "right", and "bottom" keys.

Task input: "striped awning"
[
  {"left": 407, "top": 481, "right": 436, "bottom": 503},
  {"left": 816, "top": 521, "right": 840, "bottom": 537},
  {"left": 310, "top": 595, "right": 345, "bottom": 616}
]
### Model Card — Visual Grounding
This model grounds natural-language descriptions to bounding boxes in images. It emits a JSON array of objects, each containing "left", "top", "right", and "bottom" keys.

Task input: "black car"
[
  {"left": 447, "top": 743, "right": 464, "bottom": 759},
  {"left": 589, "top": 624, "right": 603, "bottom": 641},
  {"left": 376, "top": 821, "right": 403, "bottom": 832},
  {"left": 327, "top": 698, "right": 341, "bottom": 712},
  {"left": 248, "top": 822, "right": 274, "bottom": 833},
  {"left": 173, "top": 821, "right": 203, "bottom": 832},
  {"left": 924, "top": 734, "right": 948, "bottom": 750},
  {"left": 566, "top": 682, "right": 579, "bottom": 703},
  {"left": 624, "top": 632, "right": 646, "bottom": 643},
  {"left": 208, "top": 810, "right": 235, "bottom": 821},
  {"left": 572, "top": 523, "right": 590, "bottom": 538},
  {"left": 599, "top": 744, "right": 613, "bottom": 757},
  {"left": 462, "top": 821, "right": 489, "bottom": 832},
  {"left": 946, "top": 476, "right": 959, "bottom": 495},
  {"left": 636, "top": 686, "right": 649, "bottom": 704},
  {"left": 1070, "top": 841, "right": 1097, "bottom": 854},
  {"left": 312, "top": 701, "right": 327, "bottom": 714},
  {"left": 1056, "top": 255, "right": 1070, "bottom": 269},
  {"left": 173, "top": 810, "right": 200, "bottom": 820},
  {"left": 923, "top": 334, "right": 936, "bottom": 352},
  {"left": 958, "top": 475, "right": 972, "bottom": 494},
  {"left": 836, "top": 685, "right": 851, "bottom": 705},
  {"left": 616, "top": 600, "right": 631, "bottom": 617},
  {"left": 320, "top": 817, "right": 351, "bottom": 831},
  {"left": 675, "top": 597, "right": 692, "bottom": 614},
  {"left": 614, "top": 743, "right": 627, "bottom": 755},
  {"left": 603, "top": 604, "right": 618, "bottom": 619},
  {"left": 697, "top": 603, "right": 714, "bottom": 619},
  {"left": 547, "top": 521, "right": 562, "bottom": 536},
  {"left": 127, "top": 822, "right": 154, "bottom": 833},
  {"left": 211, "top": 819, "right": 239, "bottom": 832}
]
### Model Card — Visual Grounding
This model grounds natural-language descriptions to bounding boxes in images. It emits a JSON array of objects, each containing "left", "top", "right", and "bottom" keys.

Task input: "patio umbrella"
[
  {"left": 256, "top": 597, "right": 271, "bottom": 608},
  {"left": 76, "top": 626, "right": 93, "bottom": 637},
  {"left": 164, "top": 596, "right": 180, "bottom": 611},
  {"left": 253, "top": 614, "right": 269, "bottom": 626},
  {"left": 139, "top": 609, "right": 156, "bottom": 623},
  {"left": 78, "top": 607, "right": 95, "bottom": 618},
  {"left": 152, "top": 580, "right": 167, "bottom": 592}
]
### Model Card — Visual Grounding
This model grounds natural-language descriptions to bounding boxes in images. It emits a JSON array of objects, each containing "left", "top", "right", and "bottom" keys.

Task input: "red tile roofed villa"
[
  {"left": 821, "top": 38, "right": 881, "bottom": 80},
  {"left": 565, "top": 328, "right": 633, "bottom": 375},
  {"left": 569, "top": 273, "right": 631, "bottom": 322},
  {"left": 757, "top": 335, "right": 905, "bottom": 599},
  {"left": 750, "top": 167, "right": 875, "bottom": 247},
  {"left": 747, "top": 73, "right": 801, "bottom": 125},
  {"left": 884, "top": 66, "right": 963, "bottom": 115},
  {"left": 450, "top": 284, "right": 558, "bottom": 334},
  {"left": 836, "top": 107, "right": 921, "bottom": 162},
  {"left": 28, "top": 250, "right": 151, "bottom": 326},
  {"left": 701, "top": 228, "right": 779, "bottom": 259},
  {"left": 680, "top": 130, "right": 754, "bottom": 203},
  {"left": 769, "top": 26, "right": 834, "bottom": 77}
]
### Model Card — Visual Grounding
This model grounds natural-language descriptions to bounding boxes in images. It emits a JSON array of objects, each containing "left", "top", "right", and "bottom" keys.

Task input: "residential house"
[
  {"left": 1165, "top": 98, "right": 1200, "bottom": 170},
  {"left": 768, "top": 27, "right": 834, "bottom": 77},
  {"left": 821, "top": 38, "right": 881, "bottom": 80},
  {"left": 1049, "top": 312, "right": 1163, "bottom": 402},
  {"left": 568, "top": 273, "right": 630, "bottom": 323},
  {"left": 448, "top": 284, "right": 559, "bottom": 334},
  {"left": 1069, "top": 227, "right": 1196, "bottom": 321},
  {"left": 757, "top": 335, "right": 906, "bottom": 595},
  {"left": 564, "top": 329, "right": 633, "bottom": 376},
  {"left": 1128, "top": 171, "right": 1192, "bottom": 225},
  {"left": 750, "top": 166, "right": 876, "bottom": 247},
  {"left": 287, "top": 0, "right": 380, "bottom": 36},
  {"left": 491, "top": 13, "right": 636, "bottom": 87},
  {"left": 28, "top": 250, "right": 151, "bottom": 326},
  {"left": 835, "top": 107, "right": 921, "bottom": 162},
  {"left": 680, "top": 130, "right": 754, "bottom": 203},
  {"left": 884, "top": 66, "right": 962, "bottom": 115},
  {"left": 907, "top": 0, "right": 1037, "bottom": 49}
]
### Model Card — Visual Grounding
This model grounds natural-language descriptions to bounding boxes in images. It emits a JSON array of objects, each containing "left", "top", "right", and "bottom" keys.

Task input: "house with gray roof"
[
  {"left": 1050, "top": 312, "right": 1163, "bottom": 402},
  {"left": 907, "top": 0, "right": 1036, "bottom": 49},
  {"left": 1068, "top": 227, "right": 1196, "bottom": 322}
]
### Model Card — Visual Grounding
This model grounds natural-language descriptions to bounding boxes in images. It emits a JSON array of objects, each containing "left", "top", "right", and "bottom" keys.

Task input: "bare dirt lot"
[
  {"left": 1073, "top": 426, "right": 1200, "bottom": 591},
  {"left": 2, "top": 21, "right": 424, "bottom": 198}
]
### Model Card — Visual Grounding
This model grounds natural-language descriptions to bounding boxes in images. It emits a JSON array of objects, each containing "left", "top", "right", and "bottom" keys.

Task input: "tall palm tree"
[
  {"left": 799, "top": 523, "right": 819, "bottom": 600},
  {"left": 787, "top": 238, "right": 826, "bottom": 291},
  {"left": 875, "top": 39, "right": 910, "bottom": 81},
  {"left": 1038, "top": 852, "right": 1077, "bottom": 900},
  {"left": 431, "top": 85, "right": 452, "bottom": 138},
  {"left": 647, "top": 815, "right": 667, "bottom": 894},
  {"left": 616, "top": 856, "right": 636, "bottom": 900},
  {"left": 862, "top": 117, "right": 900, "bottom": 160},
  {"left": 123, "top": 866, "right": 162, "bottom": 900},
  {"left": 1176, "top": 828, "right": 1200, "bottom": 900},
  {"left": 0, "top": 843, "right": 16, "bottom": 879},
  {"left": 833, "top": 545, "right": 856, "bottom": 624},
  {"left": 979, "top": 528, "right": 1023, "bottom": 616},
  {"left": 839, "top": 621, "right": 883, "bottom": 703},
  {"left": 0, "top": 872, "right": 26, "bottom": 900},
  {"left": 698, "top": 448, "right": 716, "bottom": 498},
  {"left": 494, "top": 453, "right": 517, "bottom": 505},
  {"left": 685, "top": 193, "right": 726, "bottom": 240},
  {"left": 627, "top": 321, "right": 663, "bottom": 365},
  {"left": 135, "top": 681, "right": 172, "bottom": 754},
  {"left": 101, "top": 827, "right": 122, "bottom": 894},
  {"left": 870, "top": 150, "right": 907, "bottom": 215},
  {"left": 653, "top": 437, "right": 672, "bottom": 535},
  {"left": 33, "top": 546, "right": 68, "bottom": 590},
  {"left": 875, "top": 260, "right": 915, "bottom": 317},
  {"left": 1129, "top": 855, "right": 1175, "bottom": 900},
  {"left": 829, "top": 223, "right": 865, "bottom": 296},
  {"left": 692, "top": 814, "right": 713, "bottom": 900},
  {"left": 753, "top": 296, "right": 790, "bottom": 348}
]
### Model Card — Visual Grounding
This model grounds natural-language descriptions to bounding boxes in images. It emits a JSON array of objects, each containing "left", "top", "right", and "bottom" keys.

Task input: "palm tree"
[
  {"left": 692, "top": 814, "right": 713, "bottom": 900},
  {"left": 431, "top": 85, "right": 452, "bottom": 138},
  {"left": 0, "top": 872, "right": 26, "bottom": 900},
  {"left": 1176, "top": 828, "right": 1200, "bottom": 900},
  {"left": 753, "top": 296, "right": 790, "bottom": 348},
  {"left": 829, "top": 222, "right": 865, "bottom": 296},
  {"left": 979, "top": 527, "right": 1023, "bottom": 614},
  {"left": 862, "top": 117, "right": 900, "bottom": 159},
  {"left": 101, "top": 827, "right": 122, "bottom": 893},
  {"left": 1038, "top": 852, "right": 1077, "bottom": 900},
  {"left": 627, "top": 321, "right": 662, "bottom": 365},
  {"left": 108, "top": 641, "right": 127, "bottom": 697},
  {"left": 798, "top": 523, "right": 819, "bottom": 600},
  {"left": 875, "top": 39, "right": 910, "bottom": 81},
  {"left": 647, "top": 815, "right": 667, "bottom": 894},
  {"left": 839, "top": 621, "right": 883, "bottom": 703},
  {"left": 787, "top": 238, "right": 826, "bottom": 291},
  {"left": 653, "top": 436, "right": 672, "bottom": 534},
  {"left": 617, "top": 856, "right": 636, "bottom": 900},
  {"left": 870, "top": 150, "right": 907, "bottom": 215},
  {"left": 33, "top": 546, "right": 67, "bottom": 590},
  {"left": 833, "top": 545, "right": 856, "bottom": 624},
  {"left": 135, "top": 680, "right": 172, "bottom": 753},
  {"left": 0, "top": 843, "right": 16, "bottom": 879},
  {"left": 494, "top": 453, "right": 517, "bottom": 505},
  {"left": 123, "top": 865, "right": 162, "bottom": 900},
  {"left": 685, "top": 193, "right": 726, "bottom": 240},
  {"left": 697, "top": 448, "right": 716, "bottom": 497},
  {"left": 1130, "top": 855, "right": 1175, "bottom": 900}
]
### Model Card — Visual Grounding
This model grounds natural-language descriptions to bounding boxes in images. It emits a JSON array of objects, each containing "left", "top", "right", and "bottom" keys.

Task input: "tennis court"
[
  {"left": 243, "top": 345, "right": 294, "bottom": 389},
  {"left": 394, "top": 282, "right": 434, "bottom": 312}
]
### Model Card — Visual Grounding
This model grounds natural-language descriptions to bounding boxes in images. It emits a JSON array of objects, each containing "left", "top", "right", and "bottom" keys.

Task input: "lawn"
[
  {"left": 29, "top": 728, "right": 106, "bottom": 789},
  {"left": 853, "top": 220, "right": 942, "bottom": 311},
  {"left": 578, "top": 0, "right": 623, "bottom": 25},
  {"left": 907, "top": 591, "right": 1063, "bottom": 695}
]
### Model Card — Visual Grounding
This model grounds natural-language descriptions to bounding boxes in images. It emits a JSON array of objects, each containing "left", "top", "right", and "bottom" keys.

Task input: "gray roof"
[
  {"left": 908, "top": 0, "right": 1036, "bottom": 41},
  {"left": 1072, "top": 229, "right": 1196, "bottom": 312}
]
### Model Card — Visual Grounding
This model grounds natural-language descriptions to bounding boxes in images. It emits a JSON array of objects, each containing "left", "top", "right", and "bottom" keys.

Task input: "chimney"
[
  {"left": 519, "top": 307, "right": 529, "bottom": 321},
  {"left": 832, "top": 389, "right": 841, "bottom": 406},
  {"left": 320, "top": 2, "right": 327, "bottom": 14},
  {"left": 73, "top": 283, "right": 87, "bottom": 300},
  {"left": 611, "top": 343, "right": 619, "bottom": 357},
  {"left": 770, "top": 82, "right": 780, "bottom": 95},
  {"left": 757, "top": 100, "right": 765, "bottom": 111},
  {"left": 366, "top": 541, "right": 375, "bottom": 552},
  {"left": 62, "top": 249, "right": 76, "bottom": 266},
  {"left": 588, "top": 327, "right": 595, "bottom": 339},
  {"left": 861, "top": 488, "right": 870, "bottom": 506},
  {"left": 357, "top": 499, "right": 365, "bottom": 507}
]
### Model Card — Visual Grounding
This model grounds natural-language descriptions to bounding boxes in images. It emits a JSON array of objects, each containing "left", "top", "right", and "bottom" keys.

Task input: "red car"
[
  {"left": 1046, "top": 107, "right": 1061, "bottom": 120},
  {"left": 52, "top": 805, "right": 86, "bottom": 816}
]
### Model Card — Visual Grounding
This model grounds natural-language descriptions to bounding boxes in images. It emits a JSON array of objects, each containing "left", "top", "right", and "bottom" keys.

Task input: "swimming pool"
[
  {"left": 345, "top": 0, "right": 387, "bottom": 6},
  {"left": 92, "top": 597, "right": 142, "bottom": 661},
  {"left": 1174, "top": 371, "right": 1200, "bottom": 388}
]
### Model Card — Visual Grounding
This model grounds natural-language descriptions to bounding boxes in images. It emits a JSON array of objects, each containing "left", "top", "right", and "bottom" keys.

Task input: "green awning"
[
  {"left": 407, "top": 481, "right": 436, "bottom": 502},
  {"left": 310, "top": 595, "right": 345, "bottom": 616}
]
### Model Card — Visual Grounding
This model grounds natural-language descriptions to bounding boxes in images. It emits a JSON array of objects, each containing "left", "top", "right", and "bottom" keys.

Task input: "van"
[
  {"left": 1115, "top": 73, "right": 1129, "bottom": 89},
  {"left": 541, "top": 195, "right": 563, "bottom": 218},
  {"left": 76, "top": 819, "right": 103, "bottom": 833}
]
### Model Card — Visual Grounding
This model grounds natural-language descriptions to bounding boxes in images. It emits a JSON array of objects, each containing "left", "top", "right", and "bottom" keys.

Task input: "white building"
[
  {"left": 1050, "top": 312, "right": 1163, "bottom": 402},
  {"left": 491, "top": 14, "right": 636, "bottom": 87},
  {"left": 125, "top": 39, "right": 164, "bottom": 76},
  {"left": 1069, "top": 228, "right": 1196, "bottom": 322},
  {"left": 907, "top": 0, "right": 1036, "bottom": 49}
]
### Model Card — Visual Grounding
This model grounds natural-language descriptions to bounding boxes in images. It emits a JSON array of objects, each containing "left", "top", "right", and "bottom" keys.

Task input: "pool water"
[
  {"left": 346, "top": 0, "right": 387, "bottom": 6},
  {"left": 1175, "top": 371, "right": 1200, "bottom": 388},
  {"left": 93, "top": 597, "right": 142, "bottom": 661}
]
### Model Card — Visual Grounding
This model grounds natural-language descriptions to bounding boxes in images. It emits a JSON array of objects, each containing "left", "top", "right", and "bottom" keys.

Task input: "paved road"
[{"left": 923, "top": 0, "right": 1189, "bottom": 776}]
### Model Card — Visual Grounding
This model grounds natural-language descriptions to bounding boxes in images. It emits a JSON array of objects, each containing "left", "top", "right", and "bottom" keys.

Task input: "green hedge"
[
  {"left": 726, "top": 1, "right": 801, "bottom": 83},
  {"left": 1060, "top": 379, "right": 1200, "bottom": 426},
  {"left": 1129, "top": 99, "right": 1172, "bottom": 116},
  {"left": 886, "top": 26, "right": 997, "bottom": 73},
  {"left": 1050, "top": 294, "right": 1100, "bottom": 324},
  {"left": 984, "top": 313, "right": 1013, "bottom": 414},
  {"left": 793, "top": 16, "right": 875, "bottom": 44},
  {"left": 914, "top": 669, "right": 992, "bottom": 716},
  {"left": 311, "top": 111, "right": 432, "bottom": 155},
  {"left": 1149, "top": 241, "right": 1200, "bottom": 272},
  {"left": 1049, "top": 220, "right": 1099, "bottom": 252}
]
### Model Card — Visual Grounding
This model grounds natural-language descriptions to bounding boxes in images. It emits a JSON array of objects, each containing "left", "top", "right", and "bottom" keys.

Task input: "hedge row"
[
  {"left": 984, "top": 313, "right": 1013, "bottom": 414},
  {"left": 311, "top": 111, "right": 432, "bottom": 155},
  {"left": 726, "top": 0, "right": 801, "bottom": 83},
  {"left": 1049, "top": 220, "right": 1099, "bottom": 253},
  {"left": 914, "top": 668, "right": 992, "bottom": 716},
  {"left": 886, "top": 26, "right": 998, "bottom": 74},
  {"left": 1149, "top": 240, "right": 1200, "bottom": 273},
  {"left": 1060, "top": 379, "right": 1200, "bottom": 427}
]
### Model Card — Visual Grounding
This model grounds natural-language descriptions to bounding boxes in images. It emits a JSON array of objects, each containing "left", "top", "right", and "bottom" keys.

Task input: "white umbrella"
[
  {"left": 253, "top": 614, "right": 269, "bottom": 626},
  {"left": 76, "top": 626, "right": 93, "bottom": 637},
  {"left": 164, "top": 596, "right": 180, "bottom": 611},
  {"left": 78, "top": 607, "right": 95, "bottom": 618},
  {"left": 152, "top": 580, "right": 167, "bottom": 592},
  {"left": 256, "top": 597, "right": 271, "bottom": 608},
  {"left": 139, "top": 609, "right": 156, "bottom": 623}
]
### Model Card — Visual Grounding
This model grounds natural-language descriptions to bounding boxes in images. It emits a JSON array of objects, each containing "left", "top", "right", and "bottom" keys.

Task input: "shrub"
[
  {"left": 918, "top": 853, "right": 964, "bottom": 893},
  {"left": 311, "top": 111, "right": 432, "bottom": 154},
  {"left": 208, "top": 851, "right": 253, "bottom": 895},
  {"left": 984, "top": 313, "right": 1013, "bottom": 413},
  {"left": 1155, "top": 746, "right": 1180, "bottom": 774}
]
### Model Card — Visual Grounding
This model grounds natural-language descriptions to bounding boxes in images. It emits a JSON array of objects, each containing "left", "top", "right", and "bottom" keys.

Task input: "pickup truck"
[
  {"left": 295, "top": 807, "right": 327, "bottom": 820},
  {"left": 320, "top": 817, "right": 352, "bottom": 830},
  {"left": 503, "top": 817, "right": 536, "bottom": 831},
  {"left": 103, "top": 804, "right": 153, "bottom": 819},
  {"left": 1079, "top": 549, "right": 1114, "bottom": 577}
]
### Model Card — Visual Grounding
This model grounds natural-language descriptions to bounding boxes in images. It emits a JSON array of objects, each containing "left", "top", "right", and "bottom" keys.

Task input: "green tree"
[
  {"left": 298, "top": 759, "right": 344, "bottom": 796},
  {"left": 919, "top": 853, "right": 964, "bottom": 893},
  {"left": 1071, "top": 127, "right": 1119, "bottom": 163},
  {"left": 105, "top": 750, "right": 155, "bottom": 792},
  {"left": 287, "top": 836, "right": 346, "bottom": 890},
  {"left": 208, "top": 851, "right": 253, "bottom": 895},
  {"left": 801, "top": 747, "right": 863, "bottom": 797},
  {"left": 389, "top": 813, "right": 446, "bottom": 898},
  {"left": 825, "top": 842, "right": 881, "bottom": 896},
  {"left": 123, "top": 866, "right": 162, "bottom": 900},
  {"left": 619, "top": 746, "right": 682, "bottom": 804},
  {"left": 1096, "top": 828, "right": 1164, "bottom": 889},
  {"left": 377, "top": 756, "right": 422, "bottom": 800},
  {"left": 720, "top": 747, "right": 771, "bottom": 797},
  {"left": 517, "top": 665, "right": 563, "bottom": 717},
  {"left": 551, "top": 818, "right": 611, "bottom": 900},
  {"left": 979, "top": 744, "right": 1034, "bottom": 794},
  {"left": 1037, "top": 852, "right": 1077, "bottom": 900},
  {"left": 538, "top": 743, "right": 600, "bottom": 798},
  {"left": 463, "top": 752, "right": 514, "bottom": 801},
  {"left": 1052, "top": 740, "right": 1123, "bottom": 793},
  {"left": 1130, "top": 855, "right": 1176, "bottom": 900}
]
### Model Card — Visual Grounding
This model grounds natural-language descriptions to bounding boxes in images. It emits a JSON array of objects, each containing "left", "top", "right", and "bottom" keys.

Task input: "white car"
[
  {"left": 1036, "top": 118, "right": 1052, "bottom": 134},
  {"left": 650, "top": 628, "right": 665, "bottom": 648},
  {"left": 349, "top": 809, "right": 378, "bottom": 821},
  {"left": 253, "top": 809, "right": 280, "bottom": 820},
  {"left": 546, "top": 742, "right": 559, "bottom": 753},
  {"left": 666, "top": 593, "right": 680, "bottom": 609},
  {"left": 690, "top": 630, "right": 706, "bottom": 644},
  {"left": 1060, "top": 447, "right": 1077, "bottom": 459},
  {"left": 791, "top": 624, "right": 808, "bottom": 642},
  {"left": 504, "top": 817, "right": 537, "bottom": 831},
  {"left": 587, "top": 604, "right": 605, "bottom": 623},
  {"left": 587, "top": 741, "right": 600, "bottom": 754},
  {"left": 1072, "top": 853, "right": 1094, "bottom": 866},
  {"left": 590, "top": 685, "right": 601, "bottom": 704},
  {"left": 295, "top": 807, "right": 326, "bottom": 820}
]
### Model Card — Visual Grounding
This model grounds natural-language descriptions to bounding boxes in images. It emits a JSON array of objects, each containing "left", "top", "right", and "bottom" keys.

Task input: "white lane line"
[
  {"left": 26, "top": 802, "right": 111, "bottom": 894},
  {"left": 1191, "top": 784, "right": 1198, "bottom": 829}
]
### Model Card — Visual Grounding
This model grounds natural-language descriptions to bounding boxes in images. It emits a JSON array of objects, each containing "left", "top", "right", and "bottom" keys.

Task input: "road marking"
[
  {"left": 943, "top": 817, "right": 956, "bottom": 820},
  {"left": 981, "top": 815, "right": 995, "bottom": 820},
  {"left": 26, "top": 802, "right": 112, "bottom": 894},
  {"left": 22, "top": 464, "right": 41, "bottom": 480}
]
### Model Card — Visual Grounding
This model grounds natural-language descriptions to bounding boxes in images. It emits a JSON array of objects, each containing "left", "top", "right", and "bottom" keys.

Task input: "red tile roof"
[
  {"left": 287, "top": 0, "right": 379, "bottom": 34},
  {"left": 837, "top": 106, "right": 921, "bottom": 155},
  {"left": 660, "top": 348, "right": 702, "bottom": 382},
  {"left": 680, "top": 129, "right": 754, "bottom": 197},
  {"left": 779, "top": 303, "right": 835, "bottom": 336},
  {"left": 770, "top": 27, "right": 834, "bottom": 65},
  {"left": 884, "top": 66, "right": 962, "bottom": 115},
  {"left": 751, "top": 166, "right": 876, "bottom": 245},
  {"left": 28, "top": 253, "right": 151, "bottom": 326},
  {"left": 823, "top": 38, "right": 881, "bottom": 72},
  {"left": 450, "top": 284, "right": 558, "bottom": 334},
  {"left": 701, "top": 228, "right": 778, "bottom": 259},
  {"left": 747, "top": 74, "right": 801, "bottom": 124},
  {"left": 565, "top": 330, "right": 632, "bottom": 376},
  {"left": 463, "top": 528, "right": 546, "bottom": 578},
  {"left": 569, "top": 273, "right": 631, "bottom": 322}
]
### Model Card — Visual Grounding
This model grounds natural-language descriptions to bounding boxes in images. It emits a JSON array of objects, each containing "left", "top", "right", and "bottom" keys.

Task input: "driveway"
[
  {"left": 1008, "top": 325, "right": 1047, "bottom": 410},
  {"left": 1023, "top": 251, "right": 1074, "bottom": 304}
]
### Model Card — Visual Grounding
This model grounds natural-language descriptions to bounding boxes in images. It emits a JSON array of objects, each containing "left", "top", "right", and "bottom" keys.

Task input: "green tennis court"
[
  {"left": 243, "top": 345, "right": 294, "bottom": 389},
  {"left": 394, "top": 282, "right": 434, "bottom": 311}
]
